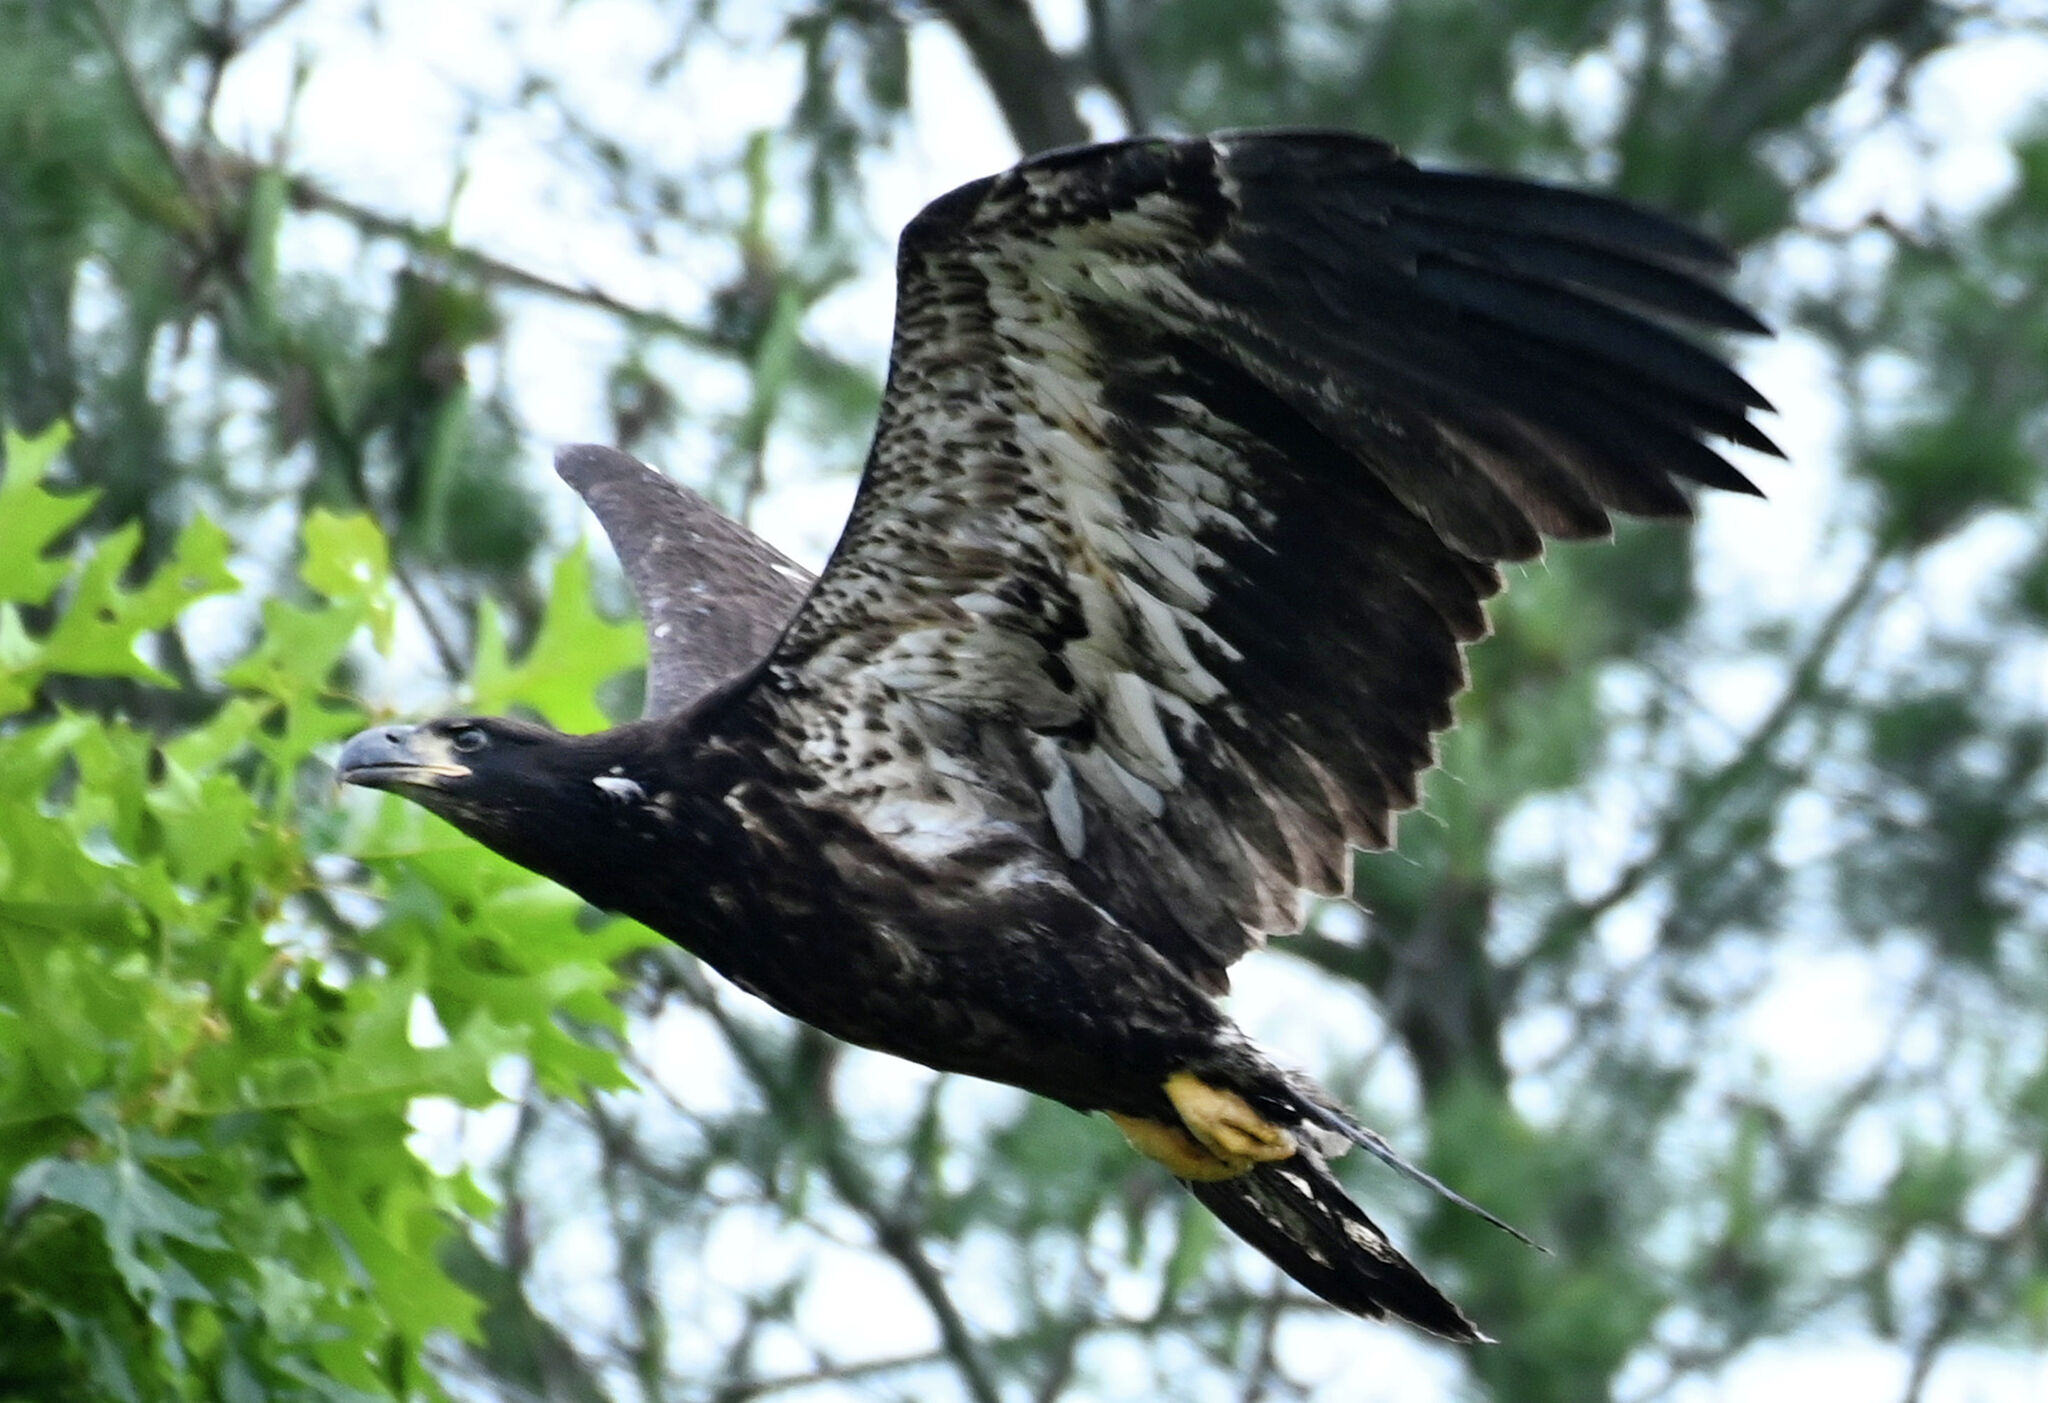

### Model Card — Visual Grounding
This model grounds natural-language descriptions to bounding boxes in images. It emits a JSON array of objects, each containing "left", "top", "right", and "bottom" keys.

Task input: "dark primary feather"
[
  {"left": 361, "top": 131, "right": 1776, "bottom": 1341},
  {"left": 742, "top": 129, "right": 1776, "bottom": 992}
]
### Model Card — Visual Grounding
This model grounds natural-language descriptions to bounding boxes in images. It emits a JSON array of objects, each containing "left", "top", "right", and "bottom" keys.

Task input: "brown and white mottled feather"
[
  {"left": 375, "top": 131, "right": 1777, "bottom": 1340},
  {"left": 746, "top": 131, "right": 1772, "bottom": 992}
]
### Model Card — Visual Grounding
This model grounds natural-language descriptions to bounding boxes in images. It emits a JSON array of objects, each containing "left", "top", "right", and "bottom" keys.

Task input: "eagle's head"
[{"left": 337, "top": 715, "right": 669, "bottom": 897}]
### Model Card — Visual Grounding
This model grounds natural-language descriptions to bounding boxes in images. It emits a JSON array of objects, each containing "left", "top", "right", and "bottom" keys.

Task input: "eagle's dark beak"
[{"left": 336, "top": 724, "right": 471, "bottom": 791}]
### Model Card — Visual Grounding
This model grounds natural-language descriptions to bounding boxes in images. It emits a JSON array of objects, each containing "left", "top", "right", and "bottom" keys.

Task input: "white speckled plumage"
[
  {"left": 744, "top": 133, "right": 1774, "bottom": 1001},
  {"left": 364, "top": 132, "right": 1776, "bottom": 1339}
]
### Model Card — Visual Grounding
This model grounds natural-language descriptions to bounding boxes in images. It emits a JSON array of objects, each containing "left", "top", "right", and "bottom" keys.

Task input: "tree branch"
[
  {"left": 223, "top": 157, "right": 724, "bottom": 347},
  {"left": 1698, "top": 0, "right": 1938, "bottom": 160},
  {"left": 1082, "top": 0, "right": 1150, "bottom": 133},
  {"left": 727, "top": 1288, "right": 1347, "bottom": 1401},
  {"left": 1527, "top": 545, "right": 1894, "bottom": 970},
  {"left": 84, "top": 0, "right": 195, "bottom": 196},
  {"left": 807, "top": 1065, "right": 1005, "bottom": 1403},
  {"left": 929, "top": 0, "right": 1090, "bottom": 155}
]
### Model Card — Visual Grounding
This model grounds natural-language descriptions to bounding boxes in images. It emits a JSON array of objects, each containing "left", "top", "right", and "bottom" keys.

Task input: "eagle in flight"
[{"left": 339, "top": 131, "right": 1774, "bottom": 1339}]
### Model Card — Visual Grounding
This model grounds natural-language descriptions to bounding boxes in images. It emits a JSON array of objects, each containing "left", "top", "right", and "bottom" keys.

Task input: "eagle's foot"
[
  {"left": 1108, "top": 1111, "right": 1251, "bottom": 1181},
  {"left": 1165, "top": 1071, "right": 1298, "bottom": 1166},
  {"left": 1109, "top": 1074, "right": 1298, "bottom": 1180}
]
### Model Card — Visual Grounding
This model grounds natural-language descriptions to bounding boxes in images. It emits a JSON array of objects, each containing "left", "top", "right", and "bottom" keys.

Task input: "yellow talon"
[
  {"left": 1109, "top": 1112, "right": 1248, "bottom": 1181},
  {"left": 1109, "top": 1073, "right": 1298, "bottom": 1181},
  {"left": 1165, "top": 1071, "right": 1297, "bottom": 1164}
]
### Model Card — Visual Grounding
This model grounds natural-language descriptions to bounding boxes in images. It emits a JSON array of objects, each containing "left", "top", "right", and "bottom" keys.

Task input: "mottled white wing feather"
[{"left": 747, "top": 132, "right": 1773, "bottom": 989}]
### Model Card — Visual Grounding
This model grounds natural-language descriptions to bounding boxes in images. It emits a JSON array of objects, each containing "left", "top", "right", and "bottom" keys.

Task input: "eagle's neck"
[{"left": 465, "top": 719, "right": 771, "bottom": 972}]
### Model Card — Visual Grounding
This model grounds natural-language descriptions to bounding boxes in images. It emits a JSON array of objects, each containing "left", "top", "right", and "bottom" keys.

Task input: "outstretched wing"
[
  {"left": 555, "top": 445, "right": 814, "bottom": 717},
  {"left": 742, "top": 131, "right": 1775, "bottom": 990}
]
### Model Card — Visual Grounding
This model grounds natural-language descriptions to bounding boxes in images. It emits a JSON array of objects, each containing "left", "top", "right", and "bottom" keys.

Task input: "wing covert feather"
[{"left": 734, "top": 132, "right": 1774, "bottom": 989}]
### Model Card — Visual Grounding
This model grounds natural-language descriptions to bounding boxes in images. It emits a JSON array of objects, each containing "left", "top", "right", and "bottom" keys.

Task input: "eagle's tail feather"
[
  {"left": 1294, "top": 1098, "right": 1538, "bottom": 1248},
  {"left": 1185, "top": 1153, "right": 1488, "bottom": 1342}
]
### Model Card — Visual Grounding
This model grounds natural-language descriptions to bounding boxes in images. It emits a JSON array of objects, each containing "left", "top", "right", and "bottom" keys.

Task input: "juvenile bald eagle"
[{"left": 339, "top": 131, "right": 1774, "bottom": 1339}]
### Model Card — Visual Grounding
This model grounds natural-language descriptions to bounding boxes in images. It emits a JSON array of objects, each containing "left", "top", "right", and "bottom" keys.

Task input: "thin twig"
[
  {"left": 390, "top": 566, "right": 466, "bottom": 679},
  {"left": 727, "top": 1289, "right": 1349, "bottom": 1401},
  {"left": 234, "top": 157, "right": 723, "bottom": 347},
  {"left": 808, "top": 1070, "right": 1006, "bottom": 1403},
  {"left": 1527, "top": 545, "right": 1893, "bottom": 969},
  {"left": 589, "top": 1096, "right": 672, "bottom": 1403},
  {"left": 668, "top": 988, "right": 1004, "bottom": 1401},
  {"left": 84, "top": 0, "right": 194, "bottom": 189},
  {"left": 235, "top": 0, "right": 313, "bottom": 48},
  {"left": 1236, "top": 1279, "right": 1289, "bottom": 1403}
]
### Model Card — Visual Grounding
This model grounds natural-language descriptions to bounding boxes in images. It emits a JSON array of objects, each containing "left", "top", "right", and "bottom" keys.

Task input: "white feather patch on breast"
[{"left": 592, "top": 774, "right": 647, "bottom": 804}]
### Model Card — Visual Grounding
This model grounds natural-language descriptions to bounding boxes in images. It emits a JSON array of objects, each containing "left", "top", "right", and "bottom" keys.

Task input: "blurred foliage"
[
  {"left": 0, "top": 426, "right": 655, "bottom": 1401},
  {"left": 0, "top": 1, "right": 2045, "bottom": 1402}
]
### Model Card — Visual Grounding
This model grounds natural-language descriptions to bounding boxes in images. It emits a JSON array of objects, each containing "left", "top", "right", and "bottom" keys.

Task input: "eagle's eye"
[{"left": 450, "top": 726, "right": 489, "bottom": 754}]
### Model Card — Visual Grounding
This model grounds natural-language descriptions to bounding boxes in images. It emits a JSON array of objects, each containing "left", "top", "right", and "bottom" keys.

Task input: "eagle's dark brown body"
[
  {"left": 406, "top": 701, "right": 1249, "bottom": 1122},
  {"left": 340, "top": 131, "right": 1776, "bottom": 1339}
]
